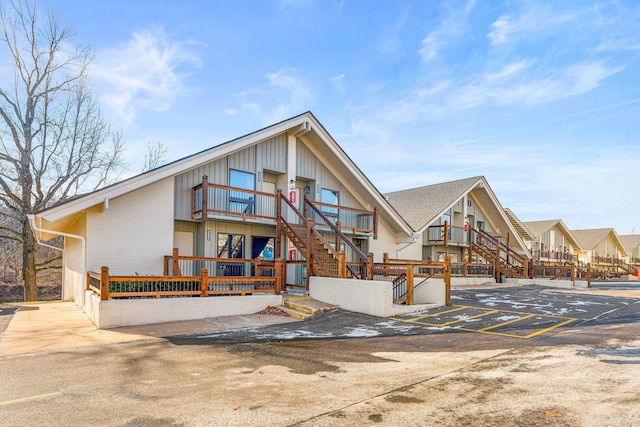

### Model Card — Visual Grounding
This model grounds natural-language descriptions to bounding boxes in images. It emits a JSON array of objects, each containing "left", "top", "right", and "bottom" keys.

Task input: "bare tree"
[
  {"left": 0, "top": 0, "right": 124, "bottom": 301},
  {"left": 142, "top": 141, "right": 168, "bottom": 172}
]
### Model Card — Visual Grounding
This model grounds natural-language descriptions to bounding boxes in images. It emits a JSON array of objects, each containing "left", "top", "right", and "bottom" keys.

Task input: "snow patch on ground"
[
  {"left": 495, "top": 315, "right": 521, "bottom": 321},
  {"left": 344, "top": 326, "right": 381, "bottom": 338}
]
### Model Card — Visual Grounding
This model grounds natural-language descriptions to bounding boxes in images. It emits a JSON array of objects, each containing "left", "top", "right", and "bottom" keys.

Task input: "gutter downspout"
[
  {"left": 396, "top": 232, "right": 422, "bottom": 259},
  {"left": 27, "top": 214, "right": 86, "bottom": 304}
]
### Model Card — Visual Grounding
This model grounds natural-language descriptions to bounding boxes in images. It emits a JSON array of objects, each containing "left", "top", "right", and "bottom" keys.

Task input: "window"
[
  {"left": 217, "top": 233, "right": 244, "bottom": 258},
  {"left": 229, "top": 170, "right": 255, "bottom": 214},
  {"left": 217, "top": 233, "right": 245, "bottom": 276},
  {"left": 321, "top": 188, "right": 339, "bottom": 219},
  {"left": 252, "top": 236, "right": 275, "bottom": 260}
]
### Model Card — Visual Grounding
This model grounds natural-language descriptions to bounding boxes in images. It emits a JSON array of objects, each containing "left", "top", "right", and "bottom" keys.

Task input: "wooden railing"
[
  {"left": 88, "top": 261, "right": 284, "bottom": 301},
  {"left": 304, "top": 197, "right": 377, "bottom": 237},
  {"left": 303, "top": 195, "right": 372, "bottom": 278},
  {"left": 191, "top": 175, "right": 377, "bottom": 236},
  {"left": 532, "top": 250, "right": 577, "bottom": 263},
  {"left": 192, "top": 177, "right": 278, "bottom": 221},
  {"left": 372, "top": 255, "right": 450, "bottom": 305}
]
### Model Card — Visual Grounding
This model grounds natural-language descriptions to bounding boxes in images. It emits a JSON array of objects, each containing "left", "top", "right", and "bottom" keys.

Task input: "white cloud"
[
  {"left": 93, "top": 27, "right": 201, "bottom": 125},
  {"left": 488, "top": 4, "right": 582, "bottom": 46},
  {"left": 417, "top": 0, "right": 476, "bottom": 62},
  {"left": 241, "top": 68, "right": 314, "bottom": 124},
  {"left": 331, "top": 74, "right": 346, "bottom": 93}
]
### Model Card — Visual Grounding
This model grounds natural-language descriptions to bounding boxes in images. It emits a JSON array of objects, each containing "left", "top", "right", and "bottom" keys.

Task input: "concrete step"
[
  {"left": 283, "top": 295, "right": 340, "bottom": 316},
  {"left": 277, "top": 305, "right": 314, "bottom": 320}
]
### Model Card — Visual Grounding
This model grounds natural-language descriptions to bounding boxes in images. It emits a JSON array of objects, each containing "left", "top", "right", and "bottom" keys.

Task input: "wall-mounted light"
[
  {"left": 257, "top": 171, "right": 262, "bottom": 182},
  {"left": 206, "top": 229, "right": 210, "bottom": 241}
]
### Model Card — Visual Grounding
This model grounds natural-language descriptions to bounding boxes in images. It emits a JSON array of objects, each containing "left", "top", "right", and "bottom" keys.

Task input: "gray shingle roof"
[
  {"left": 384, "top": 176, "right": 483, "bottom": 230},
  {"left": 523, "top": 219, "right": 583, "bottom": 251},
  {"left": 571, "top": 228, "right": 626, "bottom": 253},
  {"left": 619, "top": 235, "right": 640, "bottom": 253}
]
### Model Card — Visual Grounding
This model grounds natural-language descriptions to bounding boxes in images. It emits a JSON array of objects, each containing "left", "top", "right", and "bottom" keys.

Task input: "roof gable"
[
  {"left": 619, "top": 235, "right": 640, "bottom": 254},
  {"left": 571, "top": 228, "right": 626, "bottom": 253},
  {"left": 385, "top": 176, "right": 530, "bottom": 256},
  {"left": 523, "top": 219, "right": 583, "bottom": 251},
  {"left": 384, "top": 177, "right": 482, "bottom": 230},
  {"left": 34, "top": 112, "right": 413, "bottom": 236}
]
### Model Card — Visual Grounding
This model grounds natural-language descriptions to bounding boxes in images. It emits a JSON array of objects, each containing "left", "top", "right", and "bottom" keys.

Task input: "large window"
[
  {"left": 321, "top": 188, "right": 339, "bottom": 219},
  {"left": 229, "top": 169, "right": 255, "bottom": 214}
]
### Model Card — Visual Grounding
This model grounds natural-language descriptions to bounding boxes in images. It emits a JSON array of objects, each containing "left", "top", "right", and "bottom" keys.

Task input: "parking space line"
[
  {"left": 439, "top": 310, "right": 500, "bottom": 327},
  {"left": 406, "top": 306, "right": 469, "bottom": 321},
  {"left": 478, "top": 313, "right": 535, "bottom": 332},
  {"left": 392, "top": 305, "right": 578, "bottom": 339},
  {"left": 523, "top": 317, "right": 577, "bottom": 339}
]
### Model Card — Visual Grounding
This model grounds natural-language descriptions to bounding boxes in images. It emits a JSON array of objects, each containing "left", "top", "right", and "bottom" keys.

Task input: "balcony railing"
[
  {"left": 532, "top": 250, "right": 577, "bottom": 263},
  {"left": 191, "top": 175, "right": 377, "bottom": 235}
]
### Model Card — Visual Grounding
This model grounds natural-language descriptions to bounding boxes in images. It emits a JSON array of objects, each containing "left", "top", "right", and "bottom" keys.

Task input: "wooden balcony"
[{"left": 191, "top": 176, "right": 377, "bottom": 235}]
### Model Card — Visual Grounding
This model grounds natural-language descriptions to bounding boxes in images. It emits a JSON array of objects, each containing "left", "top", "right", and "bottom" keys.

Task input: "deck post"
[
  {"left": 338, "top": 251, "right": 347, "bottom": 278},
  {"left": 406, "top": 262, "right": 414, "bottom": 306},
  {"left": 200, "top": 268, "right": 209, "bottom": 297},
  {"left": 275, "top": 258, "right": 285, "bottom": 294},
  {"left": 373, "top": 207, "right": 378, "bottom": 239},
  {"left": 335, "top": 221, "right": 341, "bottom": 251},
  {"left": 495, "top": 244, "right": 501, "bottom": 283},
  {"left": 201, "top": 175, "right": 209, "bottom": 222},
  {"left": 100, "top": 266, "right": 109, "bottom": 301},
  {"left": 172, "top": 248, "right": 181, "bottom": 277},
  {"left": 444, "top": 220, "right": 449, "bottom": 248},
  {"left": 571, "top": 264, "right": 576, "bottom": 284},
  {"left": 444, "top": 256, "right": 451, "bottom": 306},
  {"left": 366, "top": 252, "right": 374, "bottom": 280},
  {"left": 306, "top": 218, "right": 315, "bottom": 289},
  {"left": 276, "top": 190, "right": 282, "bottom": 262},
  {"left": 523, "top": 259, "right": 529, "bottom": 279},
  {"left": 587, "top": 263, "right": 591, "bottom": 287}
]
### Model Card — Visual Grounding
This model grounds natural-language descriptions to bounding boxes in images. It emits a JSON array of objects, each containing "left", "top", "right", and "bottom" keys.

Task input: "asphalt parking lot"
[
  {"left": 2, "top": 283, "right": 640, "bottom": 426},
  {"left": 170, "top": 284, "right": 640, "bottom": 348}
]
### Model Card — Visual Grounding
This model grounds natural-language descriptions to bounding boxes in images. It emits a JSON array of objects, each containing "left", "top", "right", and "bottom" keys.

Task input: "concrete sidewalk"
[{"left": 0, "top": 301, "right": 299, "bottom": 357}]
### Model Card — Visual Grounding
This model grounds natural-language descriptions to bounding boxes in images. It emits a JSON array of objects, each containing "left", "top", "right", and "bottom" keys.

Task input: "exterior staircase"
[
  {"left": 281, "top": 222, "right": 339, "bottom": 277},
  {"left": 280, "top": 294, "right": 340, "bottom": 320},
  {"left": 472, "top": 235, "right": 526, "bottom": 279}
]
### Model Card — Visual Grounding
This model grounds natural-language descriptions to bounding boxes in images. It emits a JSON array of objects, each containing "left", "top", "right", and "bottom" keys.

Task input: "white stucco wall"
[
  {"left": 62, "top": 214, "right": 86, "bottom": 303},
  {"left": 309, "top": 277, "right": 442, "bottom": 317},
  {"left": 368, "top": 218, "right": 420, "bottom": 262},
  {"left": 84, "top": 291, "right": 283, "bottom": 328},
  {"left": 85, "top": 177, "right": 174, "bottom": 276}
]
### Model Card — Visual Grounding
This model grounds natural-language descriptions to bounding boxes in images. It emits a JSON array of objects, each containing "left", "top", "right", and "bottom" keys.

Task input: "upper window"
[
  {"left": 229, "top": 170, "right": 255, "bottom": 214},
  {"left": 229, "top": 169, "right": 255, "bottom": 190},
  {"left": 320, "top": 188, "right": 339, "bottom": 218}
]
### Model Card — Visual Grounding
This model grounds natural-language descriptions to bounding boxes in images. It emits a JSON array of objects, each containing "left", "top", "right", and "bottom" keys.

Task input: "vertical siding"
[
  {"left": 259, "top": 134, "right": 287, "bottom": 173},
  {"left": 228, "top": 145, "right": 256, "bottom": 172},
  {"left": 174, "top": 157, "right": 227, "bottom": 220},
  {"left": 86, "top": 177, "right": 174, "bottom": 275},
  {"left": 296, "top": 139, "right": 316, "bottom": 179}
]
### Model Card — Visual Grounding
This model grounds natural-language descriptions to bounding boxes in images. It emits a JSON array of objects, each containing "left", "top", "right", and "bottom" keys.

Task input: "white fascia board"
[
  {"left": 415, "top": 178, "right": 483, "bottom": 235},
  {"left": 39, "top": 116, "right": 310, "bottom": 224},
  {"left": 480, "top": 177, "right": 531, "bottom": 257},
  {"left": 308, "top": 116, "right": 414, "bottom": 237}
]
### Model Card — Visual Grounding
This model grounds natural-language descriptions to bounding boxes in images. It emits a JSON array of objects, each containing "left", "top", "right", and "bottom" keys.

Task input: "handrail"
[
  {"left": 304, "top": 196, "right": 369, "bottom": 263},
  {"left": 278, "top": 192, "right": 345, "bottom": 276}
]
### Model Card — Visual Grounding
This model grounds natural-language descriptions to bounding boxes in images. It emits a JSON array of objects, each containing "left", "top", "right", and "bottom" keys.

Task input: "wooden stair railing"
[
  {"left": 277, "top": 191, "right": 346, "bottom": 280},
  {"left": 303, "top": 195, "right": 370, "bottom": 279},
  {"left": 471, "top": 228, "right": 526, "bottom": 279}
]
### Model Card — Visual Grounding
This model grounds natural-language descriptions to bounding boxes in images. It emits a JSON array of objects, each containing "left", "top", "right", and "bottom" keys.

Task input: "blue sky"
[{"left": 42, "top": 0, "right": 640, "bottom": 234}]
